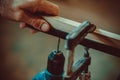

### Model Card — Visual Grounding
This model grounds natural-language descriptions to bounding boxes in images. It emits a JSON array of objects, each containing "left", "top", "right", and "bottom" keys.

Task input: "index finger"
[
  {"left": 19, "top": 0, "right": 59, "bottom": 16},
  {"left": 38, "top": 1, "right": 59, "bottom": 16}
]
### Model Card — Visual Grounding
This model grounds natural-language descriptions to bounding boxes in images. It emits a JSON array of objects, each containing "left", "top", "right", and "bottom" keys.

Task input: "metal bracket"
[{"left": 64, "top": 21, "right": 95, "bottom": 80}]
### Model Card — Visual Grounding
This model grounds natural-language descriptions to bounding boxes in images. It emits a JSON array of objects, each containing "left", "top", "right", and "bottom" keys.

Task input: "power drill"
[{"left": 32, "top": 50, "right": 65, "bottom": 80}]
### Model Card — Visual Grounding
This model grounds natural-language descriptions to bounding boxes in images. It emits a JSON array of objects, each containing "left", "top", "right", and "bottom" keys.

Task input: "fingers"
[
  {"left": 16, "top": 0, "right": 59, "bottom": 33},
  {"left": 20, "top": 22, "right": 26, "bottom": 29},
  {"left": 26, "top": 18, "right": 50, "bottom": 32},
  {"left": 37, "top": 1, "right": 59, "bottom": 16},
  {"left": 16, "top": 10, "right": 50, "bottom": 32},
  {"left": 20, "top": 22, "right": 39, "bottom": 34},
  {"left": 19, "top": 0, "right": 59, "bottom": 16},
  {"left": 30, "top": 29, "right": 38, "bottom": 34}
]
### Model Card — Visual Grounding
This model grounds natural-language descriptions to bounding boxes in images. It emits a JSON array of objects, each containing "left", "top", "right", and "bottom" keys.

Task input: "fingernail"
[{"left": 41, "top": 23, "right": 50, "bottom": 32}]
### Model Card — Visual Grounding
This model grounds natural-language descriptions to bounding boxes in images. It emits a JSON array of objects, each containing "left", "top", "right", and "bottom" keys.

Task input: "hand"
[{"left": 0, "top": 0, "right": 59, "bottom": 33}]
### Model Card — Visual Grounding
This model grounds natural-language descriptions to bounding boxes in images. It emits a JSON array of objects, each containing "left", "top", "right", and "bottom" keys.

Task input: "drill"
[{"left": 32, "top": 50, "right": 65, "bottom": 80}]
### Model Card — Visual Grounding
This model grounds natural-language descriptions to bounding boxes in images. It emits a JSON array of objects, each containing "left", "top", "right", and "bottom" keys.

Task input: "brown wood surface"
[{"left": 30, "top": 16, "right": 120, "bottom": 57}]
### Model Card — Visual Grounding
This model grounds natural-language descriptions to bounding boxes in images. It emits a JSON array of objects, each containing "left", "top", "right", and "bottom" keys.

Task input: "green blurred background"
[{"left": 0, "top": 0, "right": 120, "bottom": 80}]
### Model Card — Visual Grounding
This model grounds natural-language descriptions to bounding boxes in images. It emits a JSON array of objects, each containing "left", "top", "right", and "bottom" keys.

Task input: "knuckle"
[
  {"left": 54, "top": 5, "right": 59, "bottom": 16},
  {"left": 30, "top": 19, "right": 45, "bottom": 30},
  {"left": 14, "top": 10, "right": 24, "bottom": 21}
]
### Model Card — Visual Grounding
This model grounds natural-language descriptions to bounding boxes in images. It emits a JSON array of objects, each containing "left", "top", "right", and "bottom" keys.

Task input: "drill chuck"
[
  {"left": 33, "top": 50, "right": 65, "bottom": 80},
  {"left": 47, "top": 50, "right": 65, "bottom": 75}
]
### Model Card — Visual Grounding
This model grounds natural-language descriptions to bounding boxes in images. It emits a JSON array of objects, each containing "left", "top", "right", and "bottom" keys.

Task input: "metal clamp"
[{"left": 64, "top": 21, "right": 95, "bottom": 79}]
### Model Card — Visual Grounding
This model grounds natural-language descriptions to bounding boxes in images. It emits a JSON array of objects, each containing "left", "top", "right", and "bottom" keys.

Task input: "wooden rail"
[{"left": 30, "top": 16, "right": 120, "bottom": 57}]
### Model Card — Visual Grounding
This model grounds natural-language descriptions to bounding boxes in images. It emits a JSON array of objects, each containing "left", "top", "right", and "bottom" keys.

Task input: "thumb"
[
  {"left": 26, "top": 17, "right": 50, "bottom": 32},
  {"left": 15, "top": 10, "right": 50, "bottom": 32}
]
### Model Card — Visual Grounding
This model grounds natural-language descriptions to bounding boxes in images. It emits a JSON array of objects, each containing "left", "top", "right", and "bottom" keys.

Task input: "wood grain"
[{"left": 33, "top": 16, "right": 120, "bottom": 57}]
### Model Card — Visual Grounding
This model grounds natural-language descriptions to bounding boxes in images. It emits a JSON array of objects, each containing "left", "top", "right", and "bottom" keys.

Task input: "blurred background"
[{"left": 0, "top": 0, "right": 120, "bottom": 80}]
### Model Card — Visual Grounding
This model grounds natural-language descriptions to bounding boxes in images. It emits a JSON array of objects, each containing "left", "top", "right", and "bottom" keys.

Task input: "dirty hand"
[{"left": 0, "top": 0, "right": 59, "bottom": 33}]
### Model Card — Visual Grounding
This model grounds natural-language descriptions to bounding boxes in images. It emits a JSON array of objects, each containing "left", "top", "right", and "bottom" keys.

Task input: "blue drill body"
[{"left": 33, "top": 50, "right": 65, "bottom": 80}]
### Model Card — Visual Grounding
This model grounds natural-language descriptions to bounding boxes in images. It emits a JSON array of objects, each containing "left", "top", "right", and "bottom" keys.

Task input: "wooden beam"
[{"left": 29, "top": 16, "right": 120, "bottom": 57}]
